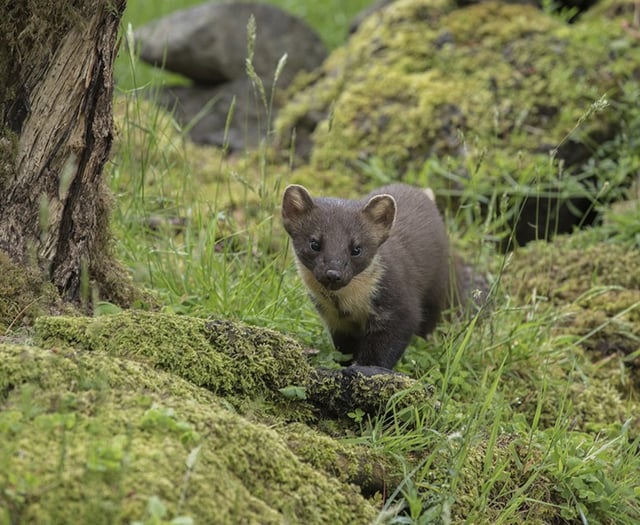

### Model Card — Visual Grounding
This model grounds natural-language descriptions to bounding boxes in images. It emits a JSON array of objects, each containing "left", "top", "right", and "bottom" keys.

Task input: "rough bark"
[{"left": 0, "top": 0, "right": 132, "bottom": 307}]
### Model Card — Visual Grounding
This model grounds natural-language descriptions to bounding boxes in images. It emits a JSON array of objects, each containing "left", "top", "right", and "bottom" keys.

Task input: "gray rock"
[
  {"left": 134, "top": 2, "right": 327, "bottom": 88},
  {"left": 155, "top": 78, "right": 270, "bottom": 151}
]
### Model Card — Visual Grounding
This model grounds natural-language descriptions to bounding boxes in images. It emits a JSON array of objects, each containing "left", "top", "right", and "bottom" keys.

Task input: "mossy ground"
[
  {"left": 2, "top": 0, "right": 640, "bottom": 523},
  {"left": 0, "top": 343, "right": 378, "bottom": 524},
  {"left": 4, "top": 230, "right": 638, "bottom": 522},
  {"left": 1, "top": 308, "right": 440, "bottom": 522},
  {"left": 502, "top": 231, "right": 640, "bottom": 387}
]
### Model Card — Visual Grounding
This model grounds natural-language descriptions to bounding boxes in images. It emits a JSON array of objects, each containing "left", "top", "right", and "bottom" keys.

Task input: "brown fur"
[{"left": 282, "top": 183, "right": 460, "bottom": 369}]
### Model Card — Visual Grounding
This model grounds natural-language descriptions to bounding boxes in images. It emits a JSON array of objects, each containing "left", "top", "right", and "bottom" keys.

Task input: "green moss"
[
  {"left": 0, "top": 342, "right": 378, "bottom": 524},
  {"left": 0, "top": 340, "right": 216, "bottom": 406},
  {"left": 566, "top": 372, "right": 636, "bottom": 432},
  {"left": 450, "top": 432, "right": 557, "bottom": 523},
  {"left": 282, "top": 422, "right": 402, "bottom": 496},
  {"left": 501, "top": 232, "right": 640, "bottom": 393},
  {"left": 32, "top": 311, "right": 442, "bottom": 426},
  {"left": 307, "top": 367, "right": 433, "bottom": 418},
  {"left": 509, "top": 343, "right": 637, "bottom": 433},
  {"left": 0, "top": 252, "right": 75, "bottom": 334},
  {"left": 503, "top": 234, "right": 639, "bottom": 299},
  {"left": 34, "top": 312, "right": 312, "bottom": 401},
  {"left": 503, "top": 235, "right": 639, "bottom": 354}
]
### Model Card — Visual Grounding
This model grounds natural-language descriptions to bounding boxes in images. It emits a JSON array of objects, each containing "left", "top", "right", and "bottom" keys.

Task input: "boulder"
[
  {"left": 501, "top": 230, "right": 640, "bottom": 378},
  {"left": 134, "top": 2, "right": 327, "bottom": 88},
  {"left": 155, "top": 78, "right": 267, "bottom": 150}
]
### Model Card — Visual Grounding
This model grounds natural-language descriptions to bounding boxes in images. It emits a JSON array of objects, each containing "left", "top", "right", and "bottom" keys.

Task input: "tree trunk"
[{"left": 0, "top": 0, "right": 133, "bottom": 307}]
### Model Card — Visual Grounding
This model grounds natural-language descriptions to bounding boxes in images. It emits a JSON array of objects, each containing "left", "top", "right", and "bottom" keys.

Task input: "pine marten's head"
[{"left": 282, "top": 185, "right": 396, "bottom": 291}]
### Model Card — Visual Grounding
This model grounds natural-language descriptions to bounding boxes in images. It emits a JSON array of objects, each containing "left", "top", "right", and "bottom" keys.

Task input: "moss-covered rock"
[
  {"left": 33, "top": 311, "right": 438, "bottom": 423},
  {"left": 0, "top": 342, "right": 379, "bottom": 524},
  {"left": 502, "top": 234, "right": 639, "bottom": 359},
  {"left": 449, "top": 432, "right": 557, "bottom": 523},
  {"left": 506, "top": 342, "right": 637, "bottom": 433},
  {"left": 282, "top": 422, "right": 402, "bottom": 496},
  {"left": 307, "top": 366, "right": 433, "bottom": 418},
  {"left": 276, "top": 0, "right": 640, "bottom": 244},
  {"left": 34, "top": 312, "right": 312, "bottom": 402},
  {"left": 501, "top": 231, "right": 640, "bottom": 390}
]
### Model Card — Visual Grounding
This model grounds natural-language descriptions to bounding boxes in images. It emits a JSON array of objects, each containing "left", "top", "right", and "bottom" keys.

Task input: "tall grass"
[{"left": 110, "top": 6, "right": 329, "bottom": 349}]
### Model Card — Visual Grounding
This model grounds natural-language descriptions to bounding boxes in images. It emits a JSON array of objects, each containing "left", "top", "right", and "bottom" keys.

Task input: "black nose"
[{"left": 326, "top": 269, "right": 342, "bottom": 283}]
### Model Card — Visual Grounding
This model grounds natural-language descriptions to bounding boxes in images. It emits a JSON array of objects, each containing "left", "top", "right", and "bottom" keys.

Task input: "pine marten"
[{"left": 282, "top": 183, "right": 462, "bottom": 369}]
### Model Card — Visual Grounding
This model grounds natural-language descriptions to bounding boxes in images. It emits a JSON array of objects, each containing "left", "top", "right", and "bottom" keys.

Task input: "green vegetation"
[
  {"left": 0, "top": 342, "right": 378, "bottom": 524},
  {"left": 2, "top": 0, "right": 640, "bottom": 523}
]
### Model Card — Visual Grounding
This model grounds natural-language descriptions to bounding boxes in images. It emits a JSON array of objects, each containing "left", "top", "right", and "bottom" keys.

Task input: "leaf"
[
  {"left": 147, "top": 495, "right": 167, "bottom": 518},
  {"left": 171, "top": 517, "right": 194, "bottom": 525},
  {"left": 186, "top": 445, "right": 202, "bottom": 470},
  {"left": 279, "top": 385, "right": 307, "bottom": 400}
]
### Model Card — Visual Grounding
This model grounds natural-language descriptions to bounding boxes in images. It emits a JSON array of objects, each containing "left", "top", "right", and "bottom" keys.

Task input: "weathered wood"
[{"left": 0, "top": 1, "right": 129, "bottom": 306}]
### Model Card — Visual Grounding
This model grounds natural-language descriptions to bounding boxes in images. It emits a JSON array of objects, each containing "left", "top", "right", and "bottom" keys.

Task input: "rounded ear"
[
  {"left": 282, "top": 184, "right": 314, "bottom": 222},
  {"left": 362, "top": 194, "right": 396, "bottom": 243}
]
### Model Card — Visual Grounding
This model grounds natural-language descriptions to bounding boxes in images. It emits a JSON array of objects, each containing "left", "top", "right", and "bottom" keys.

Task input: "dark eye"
[
  {"left": 351, "top": 246, "right": 362, "bottom": 257},
  {"left": 310, "top": 239, "right": 321, "bottom": 252}
]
